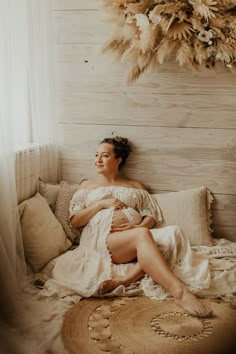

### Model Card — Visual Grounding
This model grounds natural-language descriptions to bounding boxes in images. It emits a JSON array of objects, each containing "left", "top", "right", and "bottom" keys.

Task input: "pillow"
[
  {"left": 54, "top": 181, "right": 81, "bottom": 243},
  {"left": 39, "top": 179, "right": 60, "bottom": 212},
  {"left": 152, "top": 187, "right": 213, "bottom": 246},
  {"left": 19, "top": 193, "right": 72, "bottom": 272}
]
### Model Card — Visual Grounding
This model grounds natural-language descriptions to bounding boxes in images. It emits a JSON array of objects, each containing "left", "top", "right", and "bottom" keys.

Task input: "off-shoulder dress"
[{"left": 45, "top": 186, "right": 210, "bottom": 298}]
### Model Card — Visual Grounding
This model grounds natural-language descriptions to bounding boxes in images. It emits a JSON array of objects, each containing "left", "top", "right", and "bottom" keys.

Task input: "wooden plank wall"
[{"left": 52, "top": 0, "right": 236, "bottom": 241}]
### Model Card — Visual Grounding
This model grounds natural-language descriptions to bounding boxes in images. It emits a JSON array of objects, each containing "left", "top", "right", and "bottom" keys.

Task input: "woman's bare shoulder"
[
  {"left": 127, "top": 179, "right": 147, "bottom": 191},
  {"left": 77, "top": 179, "right": 97, "bottom": 190}
]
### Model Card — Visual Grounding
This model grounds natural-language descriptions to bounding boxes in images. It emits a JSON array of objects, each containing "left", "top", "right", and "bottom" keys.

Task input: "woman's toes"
[
  {"left": 174, "top": 287, "right": 213, "bottom": 318},
  {"left": 99, "top": 279, "right": 116, "bottom": 295}
]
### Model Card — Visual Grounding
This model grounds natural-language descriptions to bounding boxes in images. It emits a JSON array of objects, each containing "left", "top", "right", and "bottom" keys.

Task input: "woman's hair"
[{"left": 100, "top": 136, "right": 132, "bottom": 169}]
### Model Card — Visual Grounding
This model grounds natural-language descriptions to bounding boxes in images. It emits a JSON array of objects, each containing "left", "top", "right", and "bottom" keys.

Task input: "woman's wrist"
[
  {"left": 96, "top": 199, "right": 105, "bottom": 211},
  {"left": 138, "top": 216, "right": 155, "bottom": 229}
]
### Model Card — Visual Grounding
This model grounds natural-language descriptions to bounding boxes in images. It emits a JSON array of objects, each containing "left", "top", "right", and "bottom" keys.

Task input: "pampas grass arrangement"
[{"left": 102, "top": 0, "right": 236, "bottom": 84}]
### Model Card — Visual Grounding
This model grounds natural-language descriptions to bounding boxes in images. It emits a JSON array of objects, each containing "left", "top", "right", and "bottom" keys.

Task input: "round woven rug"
[{"left": 62, "top": 297, "right": 236, "bottom": 354}]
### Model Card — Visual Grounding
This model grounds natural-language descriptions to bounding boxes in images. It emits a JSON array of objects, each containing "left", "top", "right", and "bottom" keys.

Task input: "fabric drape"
[{"left": 0, "top": 1, "right": 57, "bottom": 352}]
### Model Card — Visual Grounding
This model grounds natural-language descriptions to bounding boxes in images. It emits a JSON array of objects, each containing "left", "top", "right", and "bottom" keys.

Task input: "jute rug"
[{"left": 62, "top": 296, "right": 236, "bottom": 354}]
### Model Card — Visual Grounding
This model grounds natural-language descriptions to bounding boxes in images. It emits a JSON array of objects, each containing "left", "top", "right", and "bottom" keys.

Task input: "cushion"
[
  {"left": 153, "top": 187, "right": 213, "bottom": 246},
  {"left": 54, "top": 181, "right": 81, "bottom": 243},
  {"left": 39, "top": 179, "right": 60, "bottom": 212},
  {"left": 19, "top": 193, "right": 72, "bottom": 272}
]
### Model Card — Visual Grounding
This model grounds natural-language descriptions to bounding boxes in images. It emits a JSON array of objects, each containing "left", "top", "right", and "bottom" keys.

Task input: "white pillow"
[
  {"left": 19, "top": 193, "right": 72, "bottom": 272},
  {"left": 153, "top": 187, "right": 213, "bottom": 246}
]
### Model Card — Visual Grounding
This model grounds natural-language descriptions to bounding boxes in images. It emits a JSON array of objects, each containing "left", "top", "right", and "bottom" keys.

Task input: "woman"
[{"left": 52, "top": 136, "right": 212, "bottom": 317}]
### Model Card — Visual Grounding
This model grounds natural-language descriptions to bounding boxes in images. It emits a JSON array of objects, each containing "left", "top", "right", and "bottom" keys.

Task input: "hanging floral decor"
[{"left": 102, "top": 0, "right": 236, "bottom": 84}]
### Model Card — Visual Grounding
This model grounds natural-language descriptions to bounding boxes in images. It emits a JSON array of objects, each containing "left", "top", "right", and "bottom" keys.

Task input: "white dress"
[{"left": 45, "top": 186, "right": 210, "bottom": 298}]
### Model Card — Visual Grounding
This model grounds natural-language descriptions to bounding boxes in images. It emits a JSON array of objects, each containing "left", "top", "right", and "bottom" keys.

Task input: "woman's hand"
[
  {"left": 71, "top": 195, "right": 127, "bottom": 228},
  {"left": 100, "top": 195, "right": 127, "bottom": 210},
  {"left": 110, "top": 215, "right": 156, "bottom": 232},
  {"left": 110, "top": 223, "right": 139, "bottom": 233}
]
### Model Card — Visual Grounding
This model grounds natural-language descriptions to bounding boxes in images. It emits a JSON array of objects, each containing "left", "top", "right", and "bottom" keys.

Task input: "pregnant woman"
[{"left": 51, "top": 136, "right": 212, "bottom": 317}]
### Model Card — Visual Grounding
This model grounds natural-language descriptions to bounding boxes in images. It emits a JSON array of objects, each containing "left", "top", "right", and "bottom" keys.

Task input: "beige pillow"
[
  {"left": 19, "top": 193, "right": 72, "bottom": 272},
  {"left": 39, "top": 179, "right": 60, "bottom": 212},
  {"left": 54, "top": 181, "right": 81, "bottom": 243},
  {"left": 153, "top": 187, "right": 213, "bottom": 246}
]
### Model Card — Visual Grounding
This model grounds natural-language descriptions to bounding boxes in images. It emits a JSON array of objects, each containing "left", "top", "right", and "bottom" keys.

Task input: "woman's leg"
[
  {"left": 99, "top": 262, "right": 144, "bottom": 294},
  {"left": 105, "top": 227, "right": 212, "bottom": 317}
]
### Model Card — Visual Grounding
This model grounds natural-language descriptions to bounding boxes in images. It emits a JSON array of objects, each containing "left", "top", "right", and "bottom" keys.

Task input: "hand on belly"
[{"left": 112, "top": 209, "right": 129, "bottom": 228}]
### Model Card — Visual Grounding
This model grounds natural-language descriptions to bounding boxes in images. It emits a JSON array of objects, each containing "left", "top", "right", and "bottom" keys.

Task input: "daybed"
[{"left": 18, "top": 179, "right": 236, "bottom": 354}]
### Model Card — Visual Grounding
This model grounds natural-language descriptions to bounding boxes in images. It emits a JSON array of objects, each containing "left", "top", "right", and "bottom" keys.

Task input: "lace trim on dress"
[
  {"left": 69, "top": 189, "right": 88, "bottom": 218},
  {"left": 105, "top": 208, "right": 116, "bottom": 280}
]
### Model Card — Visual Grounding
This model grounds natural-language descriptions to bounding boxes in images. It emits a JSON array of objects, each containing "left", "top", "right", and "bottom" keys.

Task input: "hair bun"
[
  {"left": 100, "top": 136, "right": 132, "bottom": 168},
  {"left": 114, "top": 136, "right": 129, "bottom": 145}
]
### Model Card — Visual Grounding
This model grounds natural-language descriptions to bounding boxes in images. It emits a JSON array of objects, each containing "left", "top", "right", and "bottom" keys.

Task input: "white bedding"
[{"left": 5, "top": 237, "right": 234, "bottom": 354}]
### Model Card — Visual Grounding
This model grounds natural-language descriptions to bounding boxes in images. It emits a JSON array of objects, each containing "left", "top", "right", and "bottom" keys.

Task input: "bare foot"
[
  {"left": 174, "top": 287, "right": 213, "bottom": 317},
  {"left": 99, "top": 277, "right": 127, "bottom": 295}
]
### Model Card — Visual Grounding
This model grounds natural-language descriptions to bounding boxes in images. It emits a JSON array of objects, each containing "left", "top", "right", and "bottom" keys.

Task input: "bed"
[{"left": 18, "top": 179, "right": 236, "bottom": 354}]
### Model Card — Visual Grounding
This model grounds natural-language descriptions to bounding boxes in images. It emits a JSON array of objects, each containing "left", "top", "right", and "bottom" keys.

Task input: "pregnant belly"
[{"left": 112, "top": 207, "right": 142, "bottom": 227}]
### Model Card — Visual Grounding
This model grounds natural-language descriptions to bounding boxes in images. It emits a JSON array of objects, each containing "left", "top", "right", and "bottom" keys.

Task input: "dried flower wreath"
[{"left": 102, "top": 0, "right": 236, "bottom": 84}]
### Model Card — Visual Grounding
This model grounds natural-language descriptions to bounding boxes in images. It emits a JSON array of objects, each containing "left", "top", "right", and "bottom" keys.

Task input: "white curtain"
[{"left": 0, "top": 0, "right": 57, "bottom": 351}]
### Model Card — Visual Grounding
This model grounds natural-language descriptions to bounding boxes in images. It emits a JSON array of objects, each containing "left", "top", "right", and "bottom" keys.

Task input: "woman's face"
[{"left": 95, "top": 143, "right": 121, "bottom": 175}]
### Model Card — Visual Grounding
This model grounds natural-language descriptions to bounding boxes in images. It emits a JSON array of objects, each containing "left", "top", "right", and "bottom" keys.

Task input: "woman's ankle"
[{"left": 169, "top": 282, "right": 185, "bottom": 300}]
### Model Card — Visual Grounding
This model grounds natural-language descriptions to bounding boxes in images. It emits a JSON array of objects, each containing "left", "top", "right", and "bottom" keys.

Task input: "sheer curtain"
[{"left": 0, "top": 0, "right": 57, "bottom": 351}]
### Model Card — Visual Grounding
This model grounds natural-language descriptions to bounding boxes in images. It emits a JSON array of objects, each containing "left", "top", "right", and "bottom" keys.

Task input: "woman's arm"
[
  {"left": 138, "top": 216, "right": 156, "bottom": 229},
  {"left": 128, "top": 180, "right": 156, "bottom": 229},
  {"left": 70, "top": 200, "right": 104, "bottom": 228}
]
